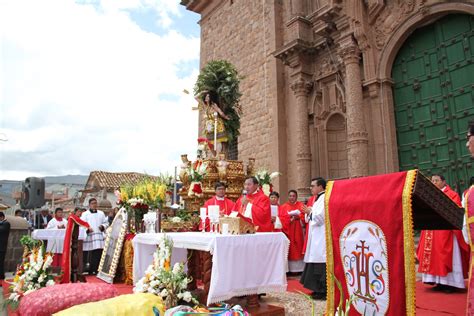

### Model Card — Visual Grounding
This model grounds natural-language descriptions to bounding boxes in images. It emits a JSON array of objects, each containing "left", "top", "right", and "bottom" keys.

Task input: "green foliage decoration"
[{"left": 194, "top": 60, "right": 243, "bottom": 142}]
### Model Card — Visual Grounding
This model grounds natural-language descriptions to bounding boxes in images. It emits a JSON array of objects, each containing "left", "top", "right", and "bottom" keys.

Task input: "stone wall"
[
  {"left": 4, "top": 216, "right": 29, "bottom": 273},
  {"left": 184, "top": 0, "right": 474, "bottom": 198},
  {"left": 199, "top": 1, "right": 276, "bottom": 170}
]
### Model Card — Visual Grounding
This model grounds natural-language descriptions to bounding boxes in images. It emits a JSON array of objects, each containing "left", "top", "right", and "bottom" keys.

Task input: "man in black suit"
[
  {"left": 35, "top": 208, "right": 52, "bottom": 229},
  {"left": 0, "top": 212, "right": 11, "bottom": 280}
]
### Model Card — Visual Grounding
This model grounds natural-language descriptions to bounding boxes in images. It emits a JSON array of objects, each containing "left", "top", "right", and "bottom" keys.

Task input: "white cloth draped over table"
[
  {"left": 80, "top": 210, "right": 109, "bottom": 251},
  {"left": 133, "top": 232, "right": 289, "bottom": 305},
  {"left": 32, "top": 229, "right": 87, "bottom": 254},
  {"left": 45, "top": 218, "right": 67, "bottom": 253}
]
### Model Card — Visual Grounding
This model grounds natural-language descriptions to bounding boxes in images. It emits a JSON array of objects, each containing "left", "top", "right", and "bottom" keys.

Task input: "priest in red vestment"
[
  {"left": 417, "top": 174, "right": 470, "bottom": 292},
  {"left": 201, "top": 181, "right": 235, "bottom": 231},
  {"left": 279, "top": 190, "right": 305, "bottom": 273},
  {"left": 232, "top": 176, "right": 273, "bottom": 232}
]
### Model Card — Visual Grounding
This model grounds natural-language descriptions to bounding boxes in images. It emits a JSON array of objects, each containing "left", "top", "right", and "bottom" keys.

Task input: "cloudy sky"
[{"left": 0, "top": 0, "right": 201, "bottom": 180}]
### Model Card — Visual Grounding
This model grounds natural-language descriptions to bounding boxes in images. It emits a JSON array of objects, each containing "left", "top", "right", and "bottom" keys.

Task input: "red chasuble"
[
  {"left": 279, "top": 201, "right": 305, "bottom": 261},
  {"left": 417, "top": 185, "right": 470, "bottom": 278},
  {"left": 302, "top": 195, "right": 317, "bottom": 254},
  {"left": 232, "top": 189, "right": 273, "bottom": 232},
  {"left": 200, "top": 196, "right": 235, "bottom": 231}
]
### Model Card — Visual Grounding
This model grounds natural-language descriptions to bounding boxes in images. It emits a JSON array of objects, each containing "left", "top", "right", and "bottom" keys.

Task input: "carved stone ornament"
[
  {"left": 290, "top": 78, "right": 313, "bottom": 95},
  {"left": 339, "top": 44, "right": 361, "bottom": 65},
  {"left": 373, "top": 0, "right": 425, "bottom": 50}
]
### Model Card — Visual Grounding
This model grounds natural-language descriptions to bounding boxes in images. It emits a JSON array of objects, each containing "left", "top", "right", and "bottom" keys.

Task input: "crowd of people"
[
  {"left": 0, "top": 122, "right": 472, "bottom": 307},
  {"left": 200, "top": 176, "right": 328, "bottom": 299},
  {"left": 0, "top": 201, "right": 118, "bottom": 277}
]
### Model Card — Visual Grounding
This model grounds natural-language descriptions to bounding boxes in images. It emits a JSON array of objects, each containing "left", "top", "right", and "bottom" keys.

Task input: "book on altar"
[
  {"left": 288, "top": 210, "right": 301, "bottom": 216},
  {"left": 271, "top": 205, "right": 278, "bottom": 217},
  {"left": 220, "top": 212, "right": 256, "bottom": 234}
]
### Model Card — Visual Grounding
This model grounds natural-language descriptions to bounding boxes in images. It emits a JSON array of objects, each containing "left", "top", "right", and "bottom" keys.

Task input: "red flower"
[{"left": 192, "top": 183, "right": 203, "bottom": 194}]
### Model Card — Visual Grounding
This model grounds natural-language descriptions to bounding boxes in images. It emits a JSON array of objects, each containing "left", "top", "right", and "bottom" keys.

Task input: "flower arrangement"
[
  {"left": 187, "top": 160, "right": 208, "bottom": 197},
  {"left": 133, "top": 236, "right": 197, "bottom": 309},
  {"left": 116, "top": 177, "right": 169, "bottom": 232},
  {"left": 255, "top": 169, "right": 281, "bottom": 196},
  {"left": 5, "top": 243, "right": 56, "bottom": 309},
  {"left": 118, "top": 178, "right": 168, "bottom": 209}
]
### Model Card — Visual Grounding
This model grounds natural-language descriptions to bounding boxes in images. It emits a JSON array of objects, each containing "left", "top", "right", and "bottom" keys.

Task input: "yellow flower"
[{"left": 120, "top": 189, "right": 129, "bottom": 202}]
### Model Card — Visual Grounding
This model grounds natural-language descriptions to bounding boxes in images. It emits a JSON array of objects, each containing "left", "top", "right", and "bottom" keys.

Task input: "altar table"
[
  {"left": 32, "top": 228, "right": 87, "bottom": 253},
  {"left": 133, "top": 232, "right": 289, "bottom": 305}
]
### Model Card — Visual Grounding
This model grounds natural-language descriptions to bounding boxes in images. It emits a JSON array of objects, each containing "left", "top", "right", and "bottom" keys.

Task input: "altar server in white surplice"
[
  {"left": 46, "top": 207, "right": 67, "bottom": 266},
  {"left": 300, "top": 177, "right": 327, "bottom": 300},
  {"left": 81, "top": 198, "right": 108, "bottom": 275}
]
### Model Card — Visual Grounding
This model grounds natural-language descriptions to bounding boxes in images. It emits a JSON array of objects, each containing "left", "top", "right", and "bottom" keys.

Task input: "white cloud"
[{"left": 0, "top": 0, "right": 200, "bottom": 180}]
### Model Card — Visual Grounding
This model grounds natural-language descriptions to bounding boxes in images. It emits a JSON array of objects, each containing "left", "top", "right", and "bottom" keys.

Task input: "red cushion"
[{"left": 18, "top": 283, "right": 118, "bottom": 316}]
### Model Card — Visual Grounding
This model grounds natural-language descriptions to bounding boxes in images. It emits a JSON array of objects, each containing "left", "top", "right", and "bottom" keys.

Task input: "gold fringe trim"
[
  {"left": 325, "top": 180, "right": 335, "bottom": 316},
  {"left": 402, "top": 169, "right": 417, "bottom": 315},
  {"left": 465, "top": 186, "right": 473, "bottom": 313}
]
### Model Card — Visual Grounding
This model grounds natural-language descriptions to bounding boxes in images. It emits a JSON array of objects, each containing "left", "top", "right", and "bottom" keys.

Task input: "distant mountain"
[
  {"left": 42, "top": 175, "right": 88, "bottom": 185},
  {"left": 0, "top": 174, "right": 88, "bottom": 195}
]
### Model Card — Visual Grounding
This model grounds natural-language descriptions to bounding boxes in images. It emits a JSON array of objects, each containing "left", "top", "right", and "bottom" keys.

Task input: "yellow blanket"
[{"left": 54, "top": 293, "right": 164, "bottom": 316}]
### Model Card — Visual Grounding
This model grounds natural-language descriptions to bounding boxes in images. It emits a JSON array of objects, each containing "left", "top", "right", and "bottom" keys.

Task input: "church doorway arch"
[{"left": 392, "top": 13, "right": 474, "bottom": 192}]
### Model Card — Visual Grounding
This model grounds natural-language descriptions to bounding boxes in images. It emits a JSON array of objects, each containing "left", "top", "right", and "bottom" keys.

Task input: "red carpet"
[
  {"left": 415, "top": 282, "right": 467, "bottom": 315},
  {"left": 1, "top": 278, "right": 468, "bottom": 315}
]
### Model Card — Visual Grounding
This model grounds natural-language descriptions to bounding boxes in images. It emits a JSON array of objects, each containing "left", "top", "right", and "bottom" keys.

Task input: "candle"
[
  {"left": 222, "top": 223, "right": 229, "bottom": 235},
  {"left": 209, "top": 205, "right": 219, "bottom": 219},
  {"left": 200, "top": 207, "right": 207, "bottom": 219}
]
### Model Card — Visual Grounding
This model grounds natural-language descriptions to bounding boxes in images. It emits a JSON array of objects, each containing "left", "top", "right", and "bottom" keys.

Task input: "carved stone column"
[
  {"left": 340, "top": 42, "right": 369, "bottom": 177},
  {"left": 290, "top": 77, "right": 313, "bottom": 198}
]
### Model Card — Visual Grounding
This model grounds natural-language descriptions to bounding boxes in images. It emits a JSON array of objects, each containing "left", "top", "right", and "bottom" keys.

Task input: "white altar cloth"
[
  {"left": 32, "top": 229, "right": 87, "bottom": 254},
  {"left": 133, "top": 232, "right": 289, "bottom": 305}
]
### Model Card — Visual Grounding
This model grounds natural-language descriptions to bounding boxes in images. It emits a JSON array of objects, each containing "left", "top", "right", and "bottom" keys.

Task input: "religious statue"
[
  {"left": 193, "top": 60, "right": 242, "bottom": 156},
  {"left": 195, "top": 90, "right": 230, "bottom": 154}
]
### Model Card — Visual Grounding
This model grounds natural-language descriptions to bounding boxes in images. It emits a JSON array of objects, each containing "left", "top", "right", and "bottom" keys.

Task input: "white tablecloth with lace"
[
  {"left": 32, "top": 229, "right": 87, "bottom": 253},
  {"left": 133, "top": 232, "right": 289, "bottom": 305}
]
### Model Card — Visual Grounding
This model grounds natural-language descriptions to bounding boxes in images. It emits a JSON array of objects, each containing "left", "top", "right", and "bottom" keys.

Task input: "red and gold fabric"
[
  {"left": 465, "top": 186, "right": 474, "bottom": 315},
  {"left": 325, "top": 170, "right": 417, "bottom": 315},
  {"left": 416, "top": 185, "right": 469, "bottom": 278},
  {"left": 60, "top": 215, "right": 90, "bottom": 284}
]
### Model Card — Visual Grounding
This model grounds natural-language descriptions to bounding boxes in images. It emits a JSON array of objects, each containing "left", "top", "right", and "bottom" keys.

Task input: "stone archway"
[{"left": 326, "top": 113, "right": 348, "bottom": 179}]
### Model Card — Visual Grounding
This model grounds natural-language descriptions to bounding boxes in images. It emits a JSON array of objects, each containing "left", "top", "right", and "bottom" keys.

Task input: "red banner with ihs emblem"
[{"left": 325, "top": 170, "right": 417, "bottom": 315}]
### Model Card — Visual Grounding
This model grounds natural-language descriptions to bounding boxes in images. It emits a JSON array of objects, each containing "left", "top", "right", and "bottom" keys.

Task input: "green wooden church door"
[{"left": 392, "top": 14, "right": 474, "bottom": 193}]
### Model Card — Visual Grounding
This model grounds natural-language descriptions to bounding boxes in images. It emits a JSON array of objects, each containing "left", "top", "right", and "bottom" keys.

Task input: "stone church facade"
[{"left": 182, "top": 0, "right": 474, "bottom": 199}]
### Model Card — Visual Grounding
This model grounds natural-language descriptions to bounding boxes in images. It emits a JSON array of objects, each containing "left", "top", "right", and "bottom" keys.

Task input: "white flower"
[
  {"left": 9, "top": 293, "right": 20, "bottom": 301},
  {"left": 171, "top": 217, "right": 182, "bottom": 223},
  {"left": 46, "top": 279, "right": 55, "bottom": 286},
  {"left": 38, "top": 274, "right": 45, "bottom": 283},
  {"left": 160, "top": 289, "right": 168, "bottom": 297},
  {"left": 182, "top": 291, "right": 193, "bottom": 302},
  {"left": 43, "top": 255, "right": 53, "bottom": 269},
  {"left": 180, "top": 278, "right": 189, "bottom": 289},
  {"left": 24, "top": 289, "right": 35, "bottom": 295},
  {"left": 269, "top": 171, "right": 281, "bottom": 180},
  {"left": 172, "top": 263, "right": 181, "bottom": 274}
]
